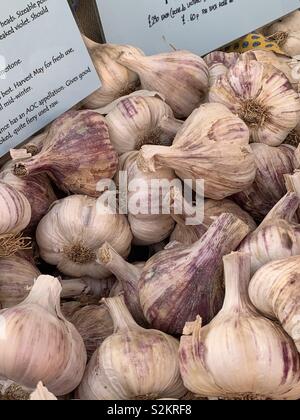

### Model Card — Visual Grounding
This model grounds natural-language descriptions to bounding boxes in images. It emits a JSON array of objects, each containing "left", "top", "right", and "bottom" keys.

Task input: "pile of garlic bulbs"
[{"left": 2, "top": 10, "right": 300, "bottom": 401}]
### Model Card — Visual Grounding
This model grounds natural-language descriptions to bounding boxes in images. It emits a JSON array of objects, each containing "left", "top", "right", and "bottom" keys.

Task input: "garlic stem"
[
  {"left": 103, "top": 295, "right": 138, "bottom": 332},
  {"left": 222, "top": 253, "right": 252, "bottom": 312},
  {"left": 137, "top": 145, "right": 175, "bottom": 172},
  {"left": 285, "top": 171, "right": 300, "bottom": 197},
  {"left": 23, "top": 275, "right": 62, "bottom": 317},
  {"left": 260, "top": 192, "right": 300, "bottom": 227}
]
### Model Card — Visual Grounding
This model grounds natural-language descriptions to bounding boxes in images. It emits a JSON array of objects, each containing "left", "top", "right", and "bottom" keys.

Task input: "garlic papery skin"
[
  {"left": 118, "top": 50, "right": 209, "bottom": 118},
  {"left": 209, "top": 60, "right": 300, "bottom": 146},
  {"left": 77, "top": 295, "right": 186, "bottom": 400},
  {"left": 265, "top": 11, "right": 300, "bottom": 57},
  {"left": 30, "top": 382, "right": 57, "bottom": 401},
  {"left": 0, "top": 275, "right": 87, "bottom": 397},
  {"left": 234, "top": 143, "right": 298, "bottom": 222},
  {"left": 179, "top": 252, "right": 300, "bottom": 400},
  {"left": 82, "top": 36, "right": 143, "bottom": 109},
  {"left": 138, "top": 103, "right": 255, "bottom": 199},
  {"left": 14, "top": 110, "right": 118, "bottom": 197},
  {"left": 170, "top": 198, "right": 256, "bottom": 246},
  {"left": 0, "top": 160, "right": 57, "bottom": 231},
  {"left": 239, "top": 192, "right": 300, "bottom": 274},
  {"left": 104, "top": 95, "right": 183, "bottom": 154},
  {"left": 0, "top": 255, "right": 40, "bottom": 308},
  {"left": 204, "top": 51, "right": 240, "bottom": 87},
  {"left": 98, "top": 242, "right": 146, "bottom": 326},
  {"left": 65, "top": 304, "right": 113, "bottom": 360},
  {"left": 139, "top": 213, "right": 250, "bottom": 335},
  {"left": 36, "top": 195, "right": 133, "bottom": 279},
  {"left": 249, "top": 256, "right": 300, "bottom": 353},
  {"left": 0, "top": 181, "right": 31, "bottom": 257},
  {"left": 61, "top": 276, "right": 116, "bottom": 303},
  {"left": 118, "top": 151, "right": 177, "bottom": 245}
]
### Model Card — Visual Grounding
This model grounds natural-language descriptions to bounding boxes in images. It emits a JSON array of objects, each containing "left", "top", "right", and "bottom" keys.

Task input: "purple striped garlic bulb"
[
  {"left": 179, "top": 252, "right": 300, "bottom": 400},
  {"left": 239, "top": 191, "right": 300, "bottom": 274},
  {"left": 249, "top": 255, "right": 300, "bottom": 353},
  {"left": 138, "top": 103, "right": 256, "bottom": 200},
  {"left": 118, "top": 50, "right": 209, "bottom": 118},
  {"left": 0, "top": 275, "right": 87, "bottom": 398},
  {"left": 139, "top": 213, "right": 250, "bottom": 335},
  {"left": 77, "top": 296, "right": 186, "bottom": 400},
  {"left": 13, "top": 110, "right": 118, "bottom": 197},
  {"left": 209, "top": 60, "right": 300, "bottom": 146},
  {"left": 234, "top": 143, "right": 298, "bottom": 222}
]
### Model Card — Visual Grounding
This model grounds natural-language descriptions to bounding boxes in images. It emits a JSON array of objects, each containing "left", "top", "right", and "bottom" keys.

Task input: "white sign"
[
  {"left": 96, "top": 0, "right": 300, "bottom": 55},
  {"left": 0, "top": 0, "right": 101, "bottom": 157}
]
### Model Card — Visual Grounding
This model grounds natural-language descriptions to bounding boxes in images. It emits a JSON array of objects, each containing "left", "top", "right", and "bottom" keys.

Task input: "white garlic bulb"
[
  {"left": 36, "top": 195, "right": 133, "bottom": 278},
  {"left": 265, "top": 11, "right": 300, "bottom": 57},
  {"left": 82, "top": 36, "right": 143, "bottom": 109},
  {"left": 103, "top": 94, "right": 182, "bottom": 154},
  {"left": 138, "top": 103, "right": 256, "bottom": 199},
  {"left": 0, "top": 275, "right": 87, "bottom": 397},
  {"left": 209, "top": 60, "right": 300, "bottom": 146},
  {"left": 0, "top": 181, "right": 31, "bottom": 257},
  {"left": 119, "top": 50, "right": 209, "bottom": 118},
  {"left": 179, "top": 252, "right": 300, "bottom": 400},
  {"left": 117, "top": 151, "right": 177, "bottom": 245},
  {"left": 77, "top": 296, "right": 186, "bottom": 400},
  {"left": 249, "top": 256, "right": 300, "bottom": 352}
]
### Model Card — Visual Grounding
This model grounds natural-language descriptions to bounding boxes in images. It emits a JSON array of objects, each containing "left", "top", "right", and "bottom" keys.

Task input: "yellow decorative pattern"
[{"left": 223, "top": 33, "right": 285, "bottom": 55}]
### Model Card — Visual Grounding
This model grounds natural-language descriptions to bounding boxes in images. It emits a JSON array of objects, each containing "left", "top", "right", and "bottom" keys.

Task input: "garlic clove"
[
  {"left": 104, "top": 95, "right": 183, "bottom": 154},
  {"left": 139, "top": 213, "right": 250, "bottom": 335},
  {"left": 249, "top": 255, "right": 300, "bottom": 353},
  {"left": 77, "top": 295, "right": 186, "bottom": 400},
  {"left": 179, "top": 252, "right": 300, "bottom": 400},
  {"left": 0, "top": 275, "right": 87, "bottom": 397},
  {"left": 30, "top": 382, "right": 57, "bottom": 401},
  {"left": 118, "top": 50, "right": 209, "bottom": 118},
  {"left": 209, "top": 60, "right": 300, "bottom": 146},
  {"left": 138, "top": 103, "right": 255, "bottom": 199},
  {"left": 97, "top": 242, "right": 146, "bottom": 326},
  {"left": 36, "top": 195, "right": 133, "bottom": 279},
  {"left": 13, "top": 110, "right": 118, "bottom": 197},
  {"left": 82, "top": 36, "right": 143, "bottom": 109}
]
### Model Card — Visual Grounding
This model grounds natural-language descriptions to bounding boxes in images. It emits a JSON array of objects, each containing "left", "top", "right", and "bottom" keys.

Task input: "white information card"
[
  {"left": 96, "top": 0, "right": 300, "bottom": 55},
  {"left": 0, "top": 0, "right": 101, "bottom": 157}
]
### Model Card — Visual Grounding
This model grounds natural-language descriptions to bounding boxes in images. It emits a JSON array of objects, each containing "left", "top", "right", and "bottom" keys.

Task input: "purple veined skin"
[
  {"left": 138, "top": 213, "right": 250, "bottom": 336},
  {"left": 13, "top": 110, "right": 118, "bottom": 197},
  {"left": 179, "top": 252, "right": 300, "bottom": 400},
  {"left": 239, "top": 190, "right": 300, "bottom": 275}
]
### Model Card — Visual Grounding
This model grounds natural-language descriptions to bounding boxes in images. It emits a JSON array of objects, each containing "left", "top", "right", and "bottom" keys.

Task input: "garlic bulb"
[
  {"left": 239, "top": 192, "right": 300, "bottom": 274},
  {"left": 77, "top": 296, "right": 186, "bottom": 400},
  {"left": 30, "top": 382, "right": 57, "bottom": 401},
  {"left": 82, "top": 36, "right": 143, "bottom": 109},
  {"left": 0, "top": 275, "right": 87, "bottom": 397},
  {"left": 98, "top": 242, "right": 146, "bottom": 326},
  {"left": 14, "top": 110, "right": 118, "bottom": 197},
  {"left": 179, "top": 252, "right": 300, "bottom": 400},
  {"left": 138, "top": 103, "right": 255, "bottom": 199},
  {"left": 234, "top": 143, "right": 297, "bottom": 222},
  {"left": 0, "top": 255, "right": 40, "bottom": 308},
  {"left": 0, "top": 181, "right": 31, "bottom": 257},
  {"left": 171, "top": 198, "right": 256, "bottom": 246},
  {"left": 265, "top": 11, "right": 300, "bottom": 57},
  {"left": 36, "top": 195, "right": 132, "bottom": 279},
  {"left": 209, "top": 60, "right": 300, "bottom": 146},
  {"left": 0, "top": 160, "right": 57, "bottom": 231},
  {"left": 61, "top": 276, "right": 116, "bottom": 302},
  {"left": 240, "top": 50, "right": 300, "bottom": 92},
  {"left": 139, "top": 213, "right": 250, "bottom": 335},
  {"left": 65, "top": 304, "right": 113, "bottom": 360},
  {"left": 249, "top": 256, "right": 300, "bottom": 353},
  {"left": 118, "top": 50, "right": 209, "bottom": 118},
  {"left": 104, "top": 95, "right": 182, "bottom": 154},
  {"left": 118, "top": 151, "right": 177, "bottom": 245}
]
